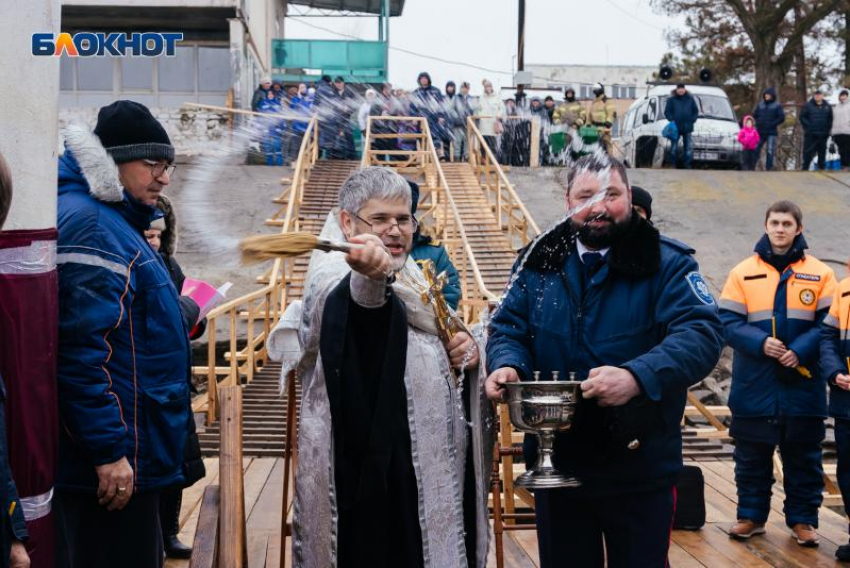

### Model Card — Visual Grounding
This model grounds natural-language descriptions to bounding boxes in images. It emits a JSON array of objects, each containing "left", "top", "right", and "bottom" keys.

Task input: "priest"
[{"left": 273, "top": 166, "right": 493, "bottom": 568}]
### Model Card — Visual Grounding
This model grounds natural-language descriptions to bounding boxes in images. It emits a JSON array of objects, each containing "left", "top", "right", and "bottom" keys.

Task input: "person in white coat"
[
  {"left": 358, "top": 89, "right": 378, "bottom": 136},
  {"left": 476, "top": 79, "right": 504, "bottom": 158},
  {"left": 831, "top": 89, "right": 850, "bottom": 170}
]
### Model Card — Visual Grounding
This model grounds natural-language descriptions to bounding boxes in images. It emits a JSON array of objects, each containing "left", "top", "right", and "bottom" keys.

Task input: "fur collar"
[
  {"left": 62, "top": 122, "right": 124, "bottom": 203},
  {"left": 521, "top": 212, "right": 661, "bottom": 278}
]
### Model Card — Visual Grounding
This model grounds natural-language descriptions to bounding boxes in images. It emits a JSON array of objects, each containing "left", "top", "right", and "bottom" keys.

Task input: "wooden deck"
[{"left": 166, "top": 457, "right": 849, "bottom": 567}]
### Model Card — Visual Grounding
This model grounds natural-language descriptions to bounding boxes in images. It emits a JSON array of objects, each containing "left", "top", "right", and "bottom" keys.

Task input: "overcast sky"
[{"left": 284, "top": 0, "right": 685, "bottom": 92}]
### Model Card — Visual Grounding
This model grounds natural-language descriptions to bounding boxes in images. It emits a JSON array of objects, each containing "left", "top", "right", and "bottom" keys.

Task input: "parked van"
[{"left": 615, "top": 84, "right": 741, "bottom": 168}]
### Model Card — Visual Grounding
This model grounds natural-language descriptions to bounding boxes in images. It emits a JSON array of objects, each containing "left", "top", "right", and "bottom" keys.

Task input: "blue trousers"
[
  {"left": 668, "top": 132, "right": 693, "bottom": 169},
  {"left": 535, "top": 486, "right": 676, "bottom": 568},
  {"left": 732, "top": 418, "right": 824, "bottom": 527},
  {"left": 261, "top": 136, "right": 283, "bottom": 166},
  {"left": 756, "top": 134, "right": 777, "bottom": 170},
  {"left": 834, "top": 419, "right": 850, "bottom": 520}
]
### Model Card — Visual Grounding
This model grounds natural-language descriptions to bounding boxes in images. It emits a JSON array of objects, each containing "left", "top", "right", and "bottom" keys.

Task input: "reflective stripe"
[
  {"left": 719, "top": 298, "right": 747, "bottom": 315},
  {"left": 787, "top": 309, "right": 816, "bottom": 322},
  {"left": 0, "top": 241, "right": 56, "bottom": 275},
  {"left": 824, "top": 314, "right": 840, "bottom": 328},
  {"left": 747, "top": 310, "right": 773, "bottom": 323},
  {"left": 20, "top": 488, "right": 52, "bottom": 521},
  {"left": 818, "top": 296, "right": 833, "bottom": 311},
  {"left": 56, "top": 252, "right": 127, "bottom": 276}
]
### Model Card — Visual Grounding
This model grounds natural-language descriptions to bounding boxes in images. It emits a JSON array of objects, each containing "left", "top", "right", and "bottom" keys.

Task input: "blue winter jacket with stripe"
[{"left": 56, "top": 123, "right": 190, "bottom": 493}]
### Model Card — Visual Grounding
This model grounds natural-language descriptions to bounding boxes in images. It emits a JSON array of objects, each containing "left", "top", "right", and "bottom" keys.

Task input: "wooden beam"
[
  {"left": 219, "top": 386, "right": 246, "bottom": 568},
  {"left": 189, "top": 484, "right": 220, "bottom": 568}
]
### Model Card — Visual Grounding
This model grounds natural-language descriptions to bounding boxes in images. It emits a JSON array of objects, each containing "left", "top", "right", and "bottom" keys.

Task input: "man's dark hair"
[
  {"left": 765, "top": 200, "right": 803, "bottom": 227},
  {"left": 0, "top": 152, "right": 11, "bottom": 230},
  {"left": 563, "top": 151, "right": 630, "bottom": 195}
]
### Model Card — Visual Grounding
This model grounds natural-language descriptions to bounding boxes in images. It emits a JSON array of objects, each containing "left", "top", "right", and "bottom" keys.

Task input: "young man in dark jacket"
[
  {"left": 820, "top": 261, "right": 850, "bottom": 561},
  {"left": 55, "top": 101, "right": 192, "bottom": 568},
  {"left": 720, "top": 201, "right": 836, "bottom": 546},
  {"left": 800, "top": 89, "right": 834, "bottom": 170},
  {"left": 752, "top": 87, "right": 785, "bottom": 171},
  {"left": 485, "top": 152, "right": 723, "bottom": 567},
  {"left": 664, "top": 84, "right": 699, "bottom": 169},
  {"left": 411, "top": 72, "right": 450, "bottom": 159}
]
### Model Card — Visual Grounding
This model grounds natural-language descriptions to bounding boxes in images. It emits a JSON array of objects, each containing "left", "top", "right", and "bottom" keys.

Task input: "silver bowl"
[{"left": 504, "top": 380, "right": 582, "bottom": 490}]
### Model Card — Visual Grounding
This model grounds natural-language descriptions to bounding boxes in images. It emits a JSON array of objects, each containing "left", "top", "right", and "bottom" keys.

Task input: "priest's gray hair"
[{"left": 339, "top": 166, "right": 411, "bottom": 214}]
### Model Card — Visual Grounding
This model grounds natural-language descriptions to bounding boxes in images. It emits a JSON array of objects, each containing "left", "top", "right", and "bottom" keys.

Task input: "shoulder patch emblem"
[
  {"left": 799, "top": 289, "right": 816, "bottom": 306},
  {"left": 686, "top": 272, "right": 715, "bottom": 306},
  {"left": 795, "top": 273, "right": 821, "bottom": 282}
]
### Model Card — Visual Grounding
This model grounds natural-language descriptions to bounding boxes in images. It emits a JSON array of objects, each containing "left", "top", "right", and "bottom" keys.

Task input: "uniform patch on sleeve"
[
  {"left": 795, "top": 273, "right": 821, "bottom": 282},
  {"left": 686, "top": 272, "right": 715, "bottom": 305}
]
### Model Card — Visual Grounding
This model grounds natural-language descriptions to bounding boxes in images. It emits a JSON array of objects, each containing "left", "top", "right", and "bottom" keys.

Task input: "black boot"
[
  {"left": 838, "top": 542, "right": 850, "bottom": 562},
  {"left": 161, "top": 489, "right": 192, "bottom": 559}
]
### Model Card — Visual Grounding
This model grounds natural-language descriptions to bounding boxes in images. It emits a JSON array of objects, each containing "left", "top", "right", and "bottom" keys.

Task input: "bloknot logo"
[{"left": 32, "top": 32, "right": 184, "bottom": 57}]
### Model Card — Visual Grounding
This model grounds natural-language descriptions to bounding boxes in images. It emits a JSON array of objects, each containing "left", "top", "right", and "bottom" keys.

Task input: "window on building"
[
  {"left": 77, "top": 57, "right": 113, "bottom": 91},
  {"left": 60, "top": 58, "right": 75, "bottom": 91},
  {"left": 159, "top": 46, "right": 196, "bottom": 92},
  {"left": 198, "top": 47, "right": 231, "bottom": 92},
  {"left": 121, "top": 57, "right": 154, "bottom": 90}
]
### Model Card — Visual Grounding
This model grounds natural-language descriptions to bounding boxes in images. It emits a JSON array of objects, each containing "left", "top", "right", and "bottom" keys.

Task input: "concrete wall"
[
  {"left": 58, "top": 107, "right": 234, "bottom": 156},
  {"left": 527, "top": 64, "right": 656, "bottom": 90},
  {"left": 1, "top": 0, "right": 61, "bottom": 231}
]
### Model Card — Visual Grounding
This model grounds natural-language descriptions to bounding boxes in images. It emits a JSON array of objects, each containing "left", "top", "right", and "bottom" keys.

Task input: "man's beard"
[
  {"left": 390, "top": 252, "right": 408, "bottom": 272},
  {"left": 572, "top": 213, "right": 631, "bottom": 249}
]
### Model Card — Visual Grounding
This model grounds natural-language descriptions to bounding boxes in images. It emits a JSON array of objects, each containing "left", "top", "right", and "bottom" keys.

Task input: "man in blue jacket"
[
  {"left": 664, "top": 84, "right": 700, "bottom": 169},
  {"left": 55, "top": 101, "right": 191, "bottom": 568},
  {"left": 485, "top": 152, "right": 723, "bottom": 567},
  {"left": 752, "top": 87, "right": 786, "bottom": 171},
  {"left": 800, "top": 89, "right": 834, "bottom": 171},
  {"left": 411, "top": 72, "right": 451, "bottom": 159}
]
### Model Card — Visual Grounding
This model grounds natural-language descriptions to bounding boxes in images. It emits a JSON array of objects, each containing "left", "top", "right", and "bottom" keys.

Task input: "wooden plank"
[
  {"left": 247, "top": 459, "right": 287, "bottom": 568},
  {"left": 188, "top": 485, "right": 220, "bottom": 568},
  {"left": 219, "top": 386, "right": 246, "bottom": 568}
]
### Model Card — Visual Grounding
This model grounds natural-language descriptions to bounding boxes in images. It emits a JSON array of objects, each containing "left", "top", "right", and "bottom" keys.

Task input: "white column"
[
  {"left": 229, "top": 18, "right": 246, "bottom": 110},
  {"left": 0, "top": 0, "right": 60, "bottom": 231}
]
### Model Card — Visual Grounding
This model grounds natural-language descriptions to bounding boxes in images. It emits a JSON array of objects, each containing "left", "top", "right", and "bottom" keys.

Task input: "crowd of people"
[{"left": 249, "top": 72, "right": 622, "bottom": 168}]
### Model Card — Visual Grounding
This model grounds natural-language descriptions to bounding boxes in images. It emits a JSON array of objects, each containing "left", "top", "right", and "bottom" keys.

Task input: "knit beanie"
[
  {"left": 630, "top": 186, "right": 653, "bottom": 220},
  {"left": 93, "top": 100, "right": 175, "bottom": 164}
]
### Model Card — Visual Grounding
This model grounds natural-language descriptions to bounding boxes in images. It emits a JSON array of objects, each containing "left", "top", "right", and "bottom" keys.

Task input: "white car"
[{"left": 615, "top": 84, "right": 741, "bottom": 168}]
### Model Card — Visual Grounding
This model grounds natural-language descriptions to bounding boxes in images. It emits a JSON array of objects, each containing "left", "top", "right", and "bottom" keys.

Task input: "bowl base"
[{"left": 514, "top": 468, "right": 581, "bottom": 490}]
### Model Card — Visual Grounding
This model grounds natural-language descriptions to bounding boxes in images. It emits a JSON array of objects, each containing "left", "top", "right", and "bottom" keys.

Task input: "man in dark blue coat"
[
  {"left": 315, "top": 76, "right": 356, "bottom": 160},
  {"left": 55, "top": 101, "right": 191, "bottom": 568},
  {"left": 485, "top": 152, "right": 723, "bottom": 567},
  {"left": 800, "top": 89, "right": 834, "bottom": 170},
  {"left": 752, "top": 87, "right": 785, "bottom": 171},
  {"left": 664, "top": 84, "right": 699, "bottom": 169},
  {"left": 411, "top": 72, "right": 451, "bottom": 159}
]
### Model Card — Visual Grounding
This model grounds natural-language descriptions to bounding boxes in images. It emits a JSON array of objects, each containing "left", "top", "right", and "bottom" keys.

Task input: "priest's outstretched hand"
[
  {"left": 445, "top": 332, "right": 479, "bottom": 370},
  {"left": 345, "top": 234, "right": 393, "bottom": 280}
]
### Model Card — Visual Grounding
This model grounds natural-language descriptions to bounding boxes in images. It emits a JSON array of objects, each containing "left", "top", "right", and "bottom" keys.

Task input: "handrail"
[
  {"left": 467, "top": 117, "right": 541, "bottom": 247},
  {"left": 362, "top": 116, "right": 498, "bottom": 302},
  {"left": 197, "top": 117, "right": 319, "bottom": 424}
]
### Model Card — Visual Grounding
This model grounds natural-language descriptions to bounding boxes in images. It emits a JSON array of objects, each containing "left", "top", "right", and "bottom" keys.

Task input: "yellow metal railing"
[
  {"left": 467, "top": 117, "right": 541, "bottom": 249},
  {"left": 194, "top": 117, "right": 319, "bottom": 425}
]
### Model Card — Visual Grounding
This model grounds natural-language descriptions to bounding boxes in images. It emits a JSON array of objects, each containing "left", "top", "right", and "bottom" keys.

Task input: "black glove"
[{"left": 604, "top": 121, "right": 613, "bottom": 128}]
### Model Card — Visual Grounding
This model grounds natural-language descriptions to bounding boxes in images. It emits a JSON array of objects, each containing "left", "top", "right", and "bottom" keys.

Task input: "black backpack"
[{"left": 673, "top": 465, "right": 706, "bottom": 530}]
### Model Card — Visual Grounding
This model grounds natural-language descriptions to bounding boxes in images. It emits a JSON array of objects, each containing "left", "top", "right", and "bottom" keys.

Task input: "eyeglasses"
[
  {"left": 355, "top": 213, "right": 418, "bottom": 235},
  {"left": 142, "top": 160, "right": 177, "bottom": 178}
]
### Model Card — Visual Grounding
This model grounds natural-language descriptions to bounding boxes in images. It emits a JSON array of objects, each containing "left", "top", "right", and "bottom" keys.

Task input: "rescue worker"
[
  {"left": 407, "top": 182, "right": 461, "bottom": 309},
  {"left": 485, "top": 152, "right": 724, "bottom": 567},
  {"left": 552, "top": 88, "right": 586, "bottom": 130},
  {"left": 820, "top": 259, "right": 850, "bottom": 562},
  {"left": 719, "top": 200, "right": 836, "bottom": 547},
  {"left": 589, "top": 83, "right": 617, "bottom": 153}
]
